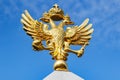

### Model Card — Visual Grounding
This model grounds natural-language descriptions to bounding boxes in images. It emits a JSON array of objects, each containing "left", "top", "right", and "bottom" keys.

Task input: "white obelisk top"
[{"left": 43, "top": 71, "right": 84, "bottom": 80}]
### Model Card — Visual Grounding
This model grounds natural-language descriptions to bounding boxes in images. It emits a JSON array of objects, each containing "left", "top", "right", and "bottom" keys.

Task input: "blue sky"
[{"left": 0, "top": 0, "right": 120, "bottom": 80}]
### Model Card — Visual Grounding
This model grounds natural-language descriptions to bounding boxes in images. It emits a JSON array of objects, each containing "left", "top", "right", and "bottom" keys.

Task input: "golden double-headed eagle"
[{"left": 21, "top": 4, "right": 94, "bottom": 71}]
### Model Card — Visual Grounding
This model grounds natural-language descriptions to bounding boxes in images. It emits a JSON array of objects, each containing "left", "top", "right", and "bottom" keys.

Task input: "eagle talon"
[
  {"left": 64, "top": 48, "right": 70, "bottom": 52},
  {"left": 77, "top": 49, "right": 84, "bottom": 57}
]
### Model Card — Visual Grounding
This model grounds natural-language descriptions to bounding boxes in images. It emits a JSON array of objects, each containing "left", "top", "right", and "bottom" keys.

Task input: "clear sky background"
[{"left": 0, "top": 0, "right": 120, "bottom": 80}]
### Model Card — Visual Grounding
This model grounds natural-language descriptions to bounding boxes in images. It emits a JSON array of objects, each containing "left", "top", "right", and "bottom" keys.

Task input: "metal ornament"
[{"left": 21, "top": 4, "right": 94, "bottom": 71}]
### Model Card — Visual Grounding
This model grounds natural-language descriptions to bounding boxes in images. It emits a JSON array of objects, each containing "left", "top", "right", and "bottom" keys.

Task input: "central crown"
[{"left": 40, "top": 4, "right": 74, "bottom": 25}]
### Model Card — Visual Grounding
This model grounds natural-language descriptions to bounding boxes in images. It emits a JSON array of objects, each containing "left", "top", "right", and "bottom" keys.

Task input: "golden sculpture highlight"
[{"left": 21, "top": 4, "right": 94, "bottom": 71}]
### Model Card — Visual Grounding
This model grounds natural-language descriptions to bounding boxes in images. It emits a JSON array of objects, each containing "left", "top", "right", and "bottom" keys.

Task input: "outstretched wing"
[
  {"left": 21, "top": 10, "right": 52, "bottom": 50},
  {"left": 64, "top": 18, "right": 94, "bottom": 45}
]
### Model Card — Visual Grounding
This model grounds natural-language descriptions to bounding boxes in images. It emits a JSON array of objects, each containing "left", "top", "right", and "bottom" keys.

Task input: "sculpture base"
[{"left": 43, "top": 71, "right": 84, "bottom": 80}]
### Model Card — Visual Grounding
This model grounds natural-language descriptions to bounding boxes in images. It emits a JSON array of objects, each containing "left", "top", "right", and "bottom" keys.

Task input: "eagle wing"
[
  {"left": 65, "top": 18, "right": 94, "bottom": 45},
  {"left": 21, "top": 10, "right": 52, "bottom": 50}
]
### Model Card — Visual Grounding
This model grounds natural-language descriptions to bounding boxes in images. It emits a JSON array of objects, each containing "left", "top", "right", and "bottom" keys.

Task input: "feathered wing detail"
[
  {"left": 65, "top": 18, "right": 94, "bottom": 45},
  {"left": 21, "top": 10, "right": 52, "bottom": 50}
]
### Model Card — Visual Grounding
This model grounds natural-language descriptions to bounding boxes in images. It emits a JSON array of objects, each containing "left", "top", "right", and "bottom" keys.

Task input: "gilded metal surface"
[{"left": 21, "top": 4, "right": 94, "bottom": 71}]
